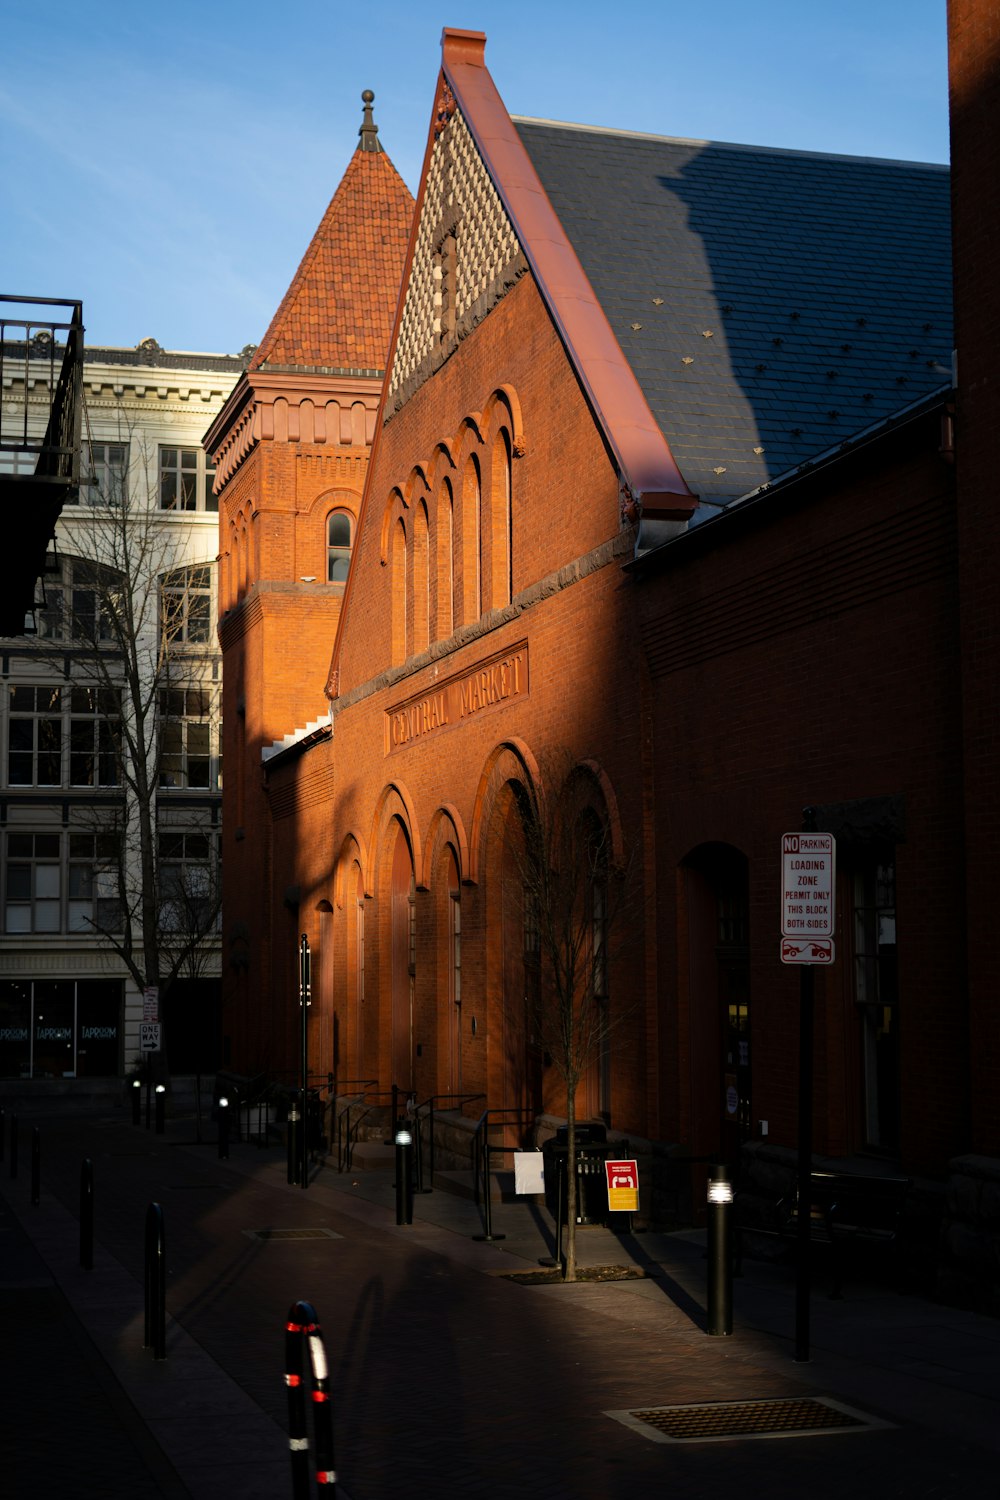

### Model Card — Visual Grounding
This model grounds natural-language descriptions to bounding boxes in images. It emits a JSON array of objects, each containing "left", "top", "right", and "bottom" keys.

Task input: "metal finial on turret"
[{"left": 359, "top": 89, "right": 382, "bottom": 152}]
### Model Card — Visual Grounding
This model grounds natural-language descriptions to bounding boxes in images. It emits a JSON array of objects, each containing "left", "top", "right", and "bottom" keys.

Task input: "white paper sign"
[{"left": 513, "top": 1152, "right": 546, "bottom": 1195}]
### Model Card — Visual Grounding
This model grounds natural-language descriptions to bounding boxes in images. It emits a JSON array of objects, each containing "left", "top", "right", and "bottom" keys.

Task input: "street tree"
[
  {"left": 513, "top": 753, "right": 634, "bottom": 1280},
  {"left": 34, "top": 420, "right": 221, "bottom": 1069}
]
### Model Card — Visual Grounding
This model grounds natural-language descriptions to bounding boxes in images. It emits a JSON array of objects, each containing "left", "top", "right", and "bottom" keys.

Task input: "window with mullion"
[
  {"left": 68, "top": 832, "right": 122, "bottom": 933},
  {"left": 69, "top": 687, "right": 120, "bottom": 787},
  {"left": 79, "top": 442, "right": 128, "bottom": 506},
  {"left": 7, "top": 686, "right": 63, "bottom": 788},
  {"left": 158, "top": 688, "right": 217, "bottom": 790},
  {"left": 159, "top": 449, "right": 217, "bottom": 513},
  {"left": 158, "top": 830, "right": 217, "bottom": 931},
  {"left": 161, "top": 565, "right": 212, "bottom": 645},
  {"left": 5, "top": 833, "right": 61, "bottom": 933}
]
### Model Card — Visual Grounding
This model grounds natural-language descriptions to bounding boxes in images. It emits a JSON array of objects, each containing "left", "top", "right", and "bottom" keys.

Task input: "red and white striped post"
[{"left": 284, "top": 1299, "right": 336, "bottom": 1496}]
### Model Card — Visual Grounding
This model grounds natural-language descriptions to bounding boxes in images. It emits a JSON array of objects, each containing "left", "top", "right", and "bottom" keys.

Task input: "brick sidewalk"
[{"left": 2, "top": 1111, "right": 998, "bottom": 1499}]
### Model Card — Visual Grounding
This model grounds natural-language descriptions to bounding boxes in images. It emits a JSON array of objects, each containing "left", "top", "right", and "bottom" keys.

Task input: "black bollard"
[
  {"left": 395, "top": 1122, "right": 414, "bottom": 1225},
  {"left": 0, "top": 1106, "right": 5, "bottom": 1163},
  {"left": 154, "top": 1084, "right": 166, "bottom": 1136},
  {"left": 287, "top": 1100, "right": 301, "bottom": 1186},
  {"left": 131, "top": 1078, "right": 141, "bottom": 1126},
  {"left": 31, "top": 1128, "right": 40, "bottom": 1206},
  {"left": 80, "top": 1159, "right": 94, "bottom": 1270},
  {"left": 707, "top": 1164, "right": 734, "bottom": 1337},
  {"left": 144, "top": 1202, "right": 166, "bottom": 1360},
  {"left": 9, "top": 1113, "right": 18, "bottom": 1179},
  {"left": 218, "top": 1095, "right": 230, "bottom": 1160},
  {"left": 285, "top": 1301, "right": 336, "bottom": 1498}
]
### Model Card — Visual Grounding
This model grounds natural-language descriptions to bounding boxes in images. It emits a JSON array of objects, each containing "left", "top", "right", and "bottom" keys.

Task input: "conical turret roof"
[{"left": 250, "top": 92, "right": 413, "bottom": 374}]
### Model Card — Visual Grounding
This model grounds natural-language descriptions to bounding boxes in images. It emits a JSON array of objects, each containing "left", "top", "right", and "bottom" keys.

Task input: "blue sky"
[{"left": 1, "top": 1, "right": 948, "bottom": 355}]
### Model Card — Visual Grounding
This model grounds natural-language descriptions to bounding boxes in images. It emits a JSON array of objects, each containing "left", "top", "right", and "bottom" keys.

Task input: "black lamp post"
[
  {"left": 395, "top": 1123, "right": 414, "bottom": 1225},
  {"left": 707, "top": 1163, "right": 733, "bottom": 1336}
]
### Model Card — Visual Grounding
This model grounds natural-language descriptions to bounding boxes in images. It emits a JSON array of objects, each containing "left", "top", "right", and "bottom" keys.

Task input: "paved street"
[{"left": 2, "top": 1108, "right": 998, "bottom": 1498}]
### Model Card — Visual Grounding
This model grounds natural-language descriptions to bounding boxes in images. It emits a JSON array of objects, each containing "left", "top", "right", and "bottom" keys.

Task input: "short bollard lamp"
[
  {"left": 395, "top": 1124, "right": 414, "bottom": 1226},
  {"left": 154, "top": 1084, "right": 166, "bottom": 1136},
  {"left": 707, "top": 1166, "right": 733, "bottom": 1337},
  {"left": 218, "top": 1096, "right": 230, "bottom": 1160}
]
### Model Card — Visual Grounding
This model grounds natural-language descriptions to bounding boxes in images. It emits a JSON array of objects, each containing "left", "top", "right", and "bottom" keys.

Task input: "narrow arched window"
[
  {"left": 462, "top": 455, "right": 481, "bottom": 623},
  {"left": 413, "top": 500, "right": 429, "bottom": 654},
  {"left": 491, "top": 429, "right": 512, "bottom": 608},
  {"left": 391, "top": 517, "right": 407, "bottom": 665},
  {"left": 327, "top": 510, "right": 353, "bottom": 584},
  {"left": 439, "top": 477, "right": 454, "bottom": 639}
]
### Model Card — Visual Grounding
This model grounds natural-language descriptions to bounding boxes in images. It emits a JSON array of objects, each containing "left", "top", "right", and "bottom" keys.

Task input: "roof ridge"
[{"left": 512, "top": 115, "right": 950, "bottom": 171}]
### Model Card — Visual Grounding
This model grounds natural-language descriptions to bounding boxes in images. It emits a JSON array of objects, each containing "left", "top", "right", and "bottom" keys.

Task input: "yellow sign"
[{"left": 605, "top": 1159, "right": 639, "bottom": 1213}]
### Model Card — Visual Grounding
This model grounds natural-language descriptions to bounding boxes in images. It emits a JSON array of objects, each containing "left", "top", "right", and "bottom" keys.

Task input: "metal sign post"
[
  {"left": 781, "top": 813, "right": 836, "bottom": 1363},
  {"left": 299, "top": 935, "right": 311, "bottom": 1191}
]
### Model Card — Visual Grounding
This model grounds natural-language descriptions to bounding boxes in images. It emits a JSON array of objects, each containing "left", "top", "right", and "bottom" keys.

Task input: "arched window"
[
  {"left": 327, "top": 510, "right": 353, "bottom": 584},
  {"left": 391, "top": 517, "right": 407, "bottom": 665},
  {"left": 438, "top": 477, "right": 454, "bottom": 641},
  {"left": 413, "top": 500, "right": 429, "bottom": 654},
  {"left": 462, "top": 455, "right": 481, "bottom": 623},
  {"left": 492, "top": 430, "right": 512, "bottom": 608}
]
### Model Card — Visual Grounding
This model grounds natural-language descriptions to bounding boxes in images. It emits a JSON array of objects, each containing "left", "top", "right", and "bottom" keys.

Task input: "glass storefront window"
[
  {"left": 33, "top": 980, "right": 75, "bottom": 1077},
  {"left": 0, "top": 980, "right": 31, "bottom": 1078},
  {"left": 0, "top": 978, "right": 122, "bottom": 1078}
]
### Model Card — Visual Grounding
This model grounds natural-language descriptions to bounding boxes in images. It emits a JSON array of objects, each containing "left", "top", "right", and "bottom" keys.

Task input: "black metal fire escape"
[{"left": 0, "top": 296, "right": 84, "bottom": 636}]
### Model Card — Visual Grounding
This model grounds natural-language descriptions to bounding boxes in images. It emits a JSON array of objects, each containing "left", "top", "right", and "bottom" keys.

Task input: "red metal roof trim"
[{"left": 440, "top": 29, "right": 695, "bottom": 520}]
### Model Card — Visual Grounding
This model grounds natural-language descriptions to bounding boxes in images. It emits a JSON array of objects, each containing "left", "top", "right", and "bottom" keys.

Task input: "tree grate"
[
  {"left": 608, "top": 1397, "right": 890, "bottom": 1444},
  {"left": 243, "top": 1227, "right": 343, "bottom": 1242}
]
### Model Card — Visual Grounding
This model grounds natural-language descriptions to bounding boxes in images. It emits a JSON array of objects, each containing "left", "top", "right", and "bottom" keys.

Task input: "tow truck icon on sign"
[{"left": 781, "top": 938, "right": 835, "bottom": 965}]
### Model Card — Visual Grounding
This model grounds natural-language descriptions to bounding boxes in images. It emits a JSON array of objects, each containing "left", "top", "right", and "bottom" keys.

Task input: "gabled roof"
[
  {"left": 433, "top": 30, "right": 696, "bottom": 521},
  {"left": 250, "top": 94, "right": 413, "bottom": 375},
  {"left": 514, "top": 120, "right": 952, "bottom": 516}
]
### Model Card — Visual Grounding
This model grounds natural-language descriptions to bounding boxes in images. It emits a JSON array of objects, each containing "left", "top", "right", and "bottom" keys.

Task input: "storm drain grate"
[
  {"left": 243, "top": 1227, "right": 343, "bottom": 1242},
  {"left": 607, "top": 1397, "right": 891, "bottom": 1444}
]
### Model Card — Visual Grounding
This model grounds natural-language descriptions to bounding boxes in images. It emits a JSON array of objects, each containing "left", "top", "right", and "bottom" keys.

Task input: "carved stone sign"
[{"left": 386, "top": 642, "right": 528, "bottom": 753}]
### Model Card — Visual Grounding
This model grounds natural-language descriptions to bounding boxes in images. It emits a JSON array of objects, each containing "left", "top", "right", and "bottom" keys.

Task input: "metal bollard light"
[
  {"left": 0, "top": 1106, "right": 5, "bottom": 1163},
  {"left": 31, "top": 1128, "right": 40, "bottom": 1206},
  {"left": 395, "top": 1122, "right": 414, "bottom": 1225},
  {"left": 218, "top": 1096, "right": 230, "bottom": 1161},
  {"left": 287, "top": 1101, "right": 301, "bottom": 1186},
  {"left": 154, "top": 1084, "right": 166, "bottom": 1136},
  {"left": 131, "top": 1077, "right": 142, "bottom": 1126},
  {"left": 707, "top": 1164, "right": 734, "bottom": 1337},
  {"left": 9, "top": 1113, "right": 18, "bottom": 1179},
  {"left": 80, "top": 1159, "right": 94, "bottom": 1271}
]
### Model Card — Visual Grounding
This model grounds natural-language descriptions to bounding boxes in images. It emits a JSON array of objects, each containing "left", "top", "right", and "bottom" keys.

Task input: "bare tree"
[
  {"left": 34, "top": 417, "right": 221, "bottom": 1068},
  {"left": 514, "top": 753, "right": 634, "bottom": 1280}
]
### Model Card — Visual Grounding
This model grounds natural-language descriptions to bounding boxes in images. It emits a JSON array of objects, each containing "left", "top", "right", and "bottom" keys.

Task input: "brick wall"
[{"left": 950, "top": 0, "right": 1000, "bottom": 1154}]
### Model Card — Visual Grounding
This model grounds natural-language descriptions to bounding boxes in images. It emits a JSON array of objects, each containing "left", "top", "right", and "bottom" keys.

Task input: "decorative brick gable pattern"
[{"left": 388, "top": 106, "right": 527, "bottom": 414}]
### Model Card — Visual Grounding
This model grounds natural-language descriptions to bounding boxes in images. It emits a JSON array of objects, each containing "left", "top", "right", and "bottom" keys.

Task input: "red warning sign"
[{"left": 605, "top": 1159, "right": 639, "bottom": 1212}]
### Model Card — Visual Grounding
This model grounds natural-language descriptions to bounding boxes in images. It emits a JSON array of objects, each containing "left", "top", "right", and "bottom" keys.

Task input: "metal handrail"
[
  {"left": 410, "top": 1093, "right": 485, "bottom": 1192},
  {"left": 334, "top": 1083, "right": 384, "bottom": 1173},
  {"left": 471, "top": 1108, "right": 538, "bottom": 1210}
]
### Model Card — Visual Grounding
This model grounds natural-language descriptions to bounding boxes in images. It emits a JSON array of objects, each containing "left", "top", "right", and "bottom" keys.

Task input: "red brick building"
[{"left": 211, "top": 13, "right": 1000, "bottom": 1273}]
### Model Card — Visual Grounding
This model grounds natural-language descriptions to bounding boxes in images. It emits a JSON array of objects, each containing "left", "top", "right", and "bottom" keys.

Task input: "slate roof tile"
[{"left": 516, "top": 119, "right": 951, "bottom": 502}]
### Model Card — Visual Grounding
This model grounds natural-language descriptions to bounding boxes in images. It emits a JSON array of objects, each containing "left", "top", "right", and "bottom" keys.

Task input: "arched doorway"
[{"left": 681, "top": 843, "right": 751, "bottom": 1169}]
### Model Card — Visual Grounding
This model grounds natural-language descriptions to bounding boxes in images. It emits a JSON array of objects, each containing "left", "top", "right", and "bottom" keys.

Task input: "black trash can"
[{"left": 542, "top": 1125, "right": 614, "bottom": 1225}]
